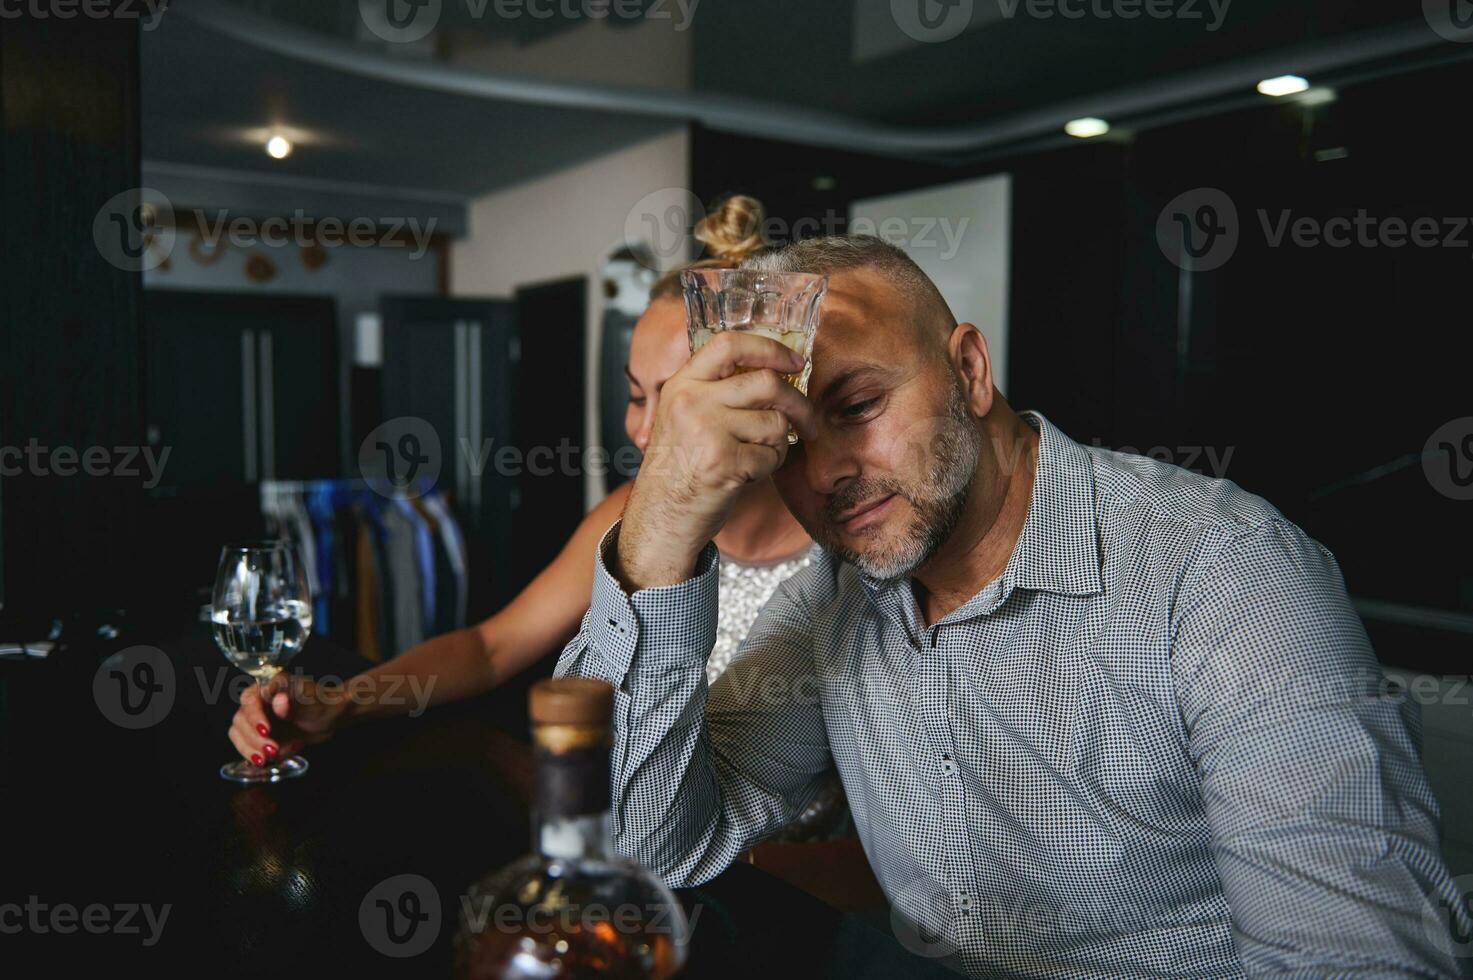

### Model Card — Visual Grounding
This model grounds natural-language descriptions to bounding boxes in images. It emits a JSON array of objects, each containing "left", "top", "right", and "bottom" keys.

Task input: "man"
[{"left": 555, "top": 235, "right": 1469, "bottom": 977}]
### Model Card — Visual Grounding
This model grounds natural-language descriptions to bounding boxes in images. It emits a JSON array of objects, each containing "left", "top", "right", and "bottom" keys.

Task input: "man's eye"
[
  {"left": 840, "top": 397, "right": 879, "bottom": 420},
  {"left": 629, "top": 395, "right": 647, "bottom": 407}
]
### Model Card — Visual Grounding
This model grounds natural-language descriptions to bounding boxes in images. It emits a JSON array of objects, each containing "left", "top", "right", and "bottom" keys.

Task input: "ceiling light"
[
  {"left": 1257, "top": 75, "right": 1309, "bottom": 97},
  {"left": 266, "top": 135, "right": 293, "bottom": 159},
  {"left": 1064, "top": 117, "right": 1110, "bottom": 139}
]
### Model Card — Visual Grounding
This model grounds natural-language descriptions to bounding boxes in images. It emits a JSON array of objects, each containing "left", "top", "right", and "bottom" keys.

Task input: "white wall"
[
  {"left": 450, "top": 127, "right": 690, "bottom": 508},
  {"left": 851, "top": 174, "right": 1012, "bottom": 392}
]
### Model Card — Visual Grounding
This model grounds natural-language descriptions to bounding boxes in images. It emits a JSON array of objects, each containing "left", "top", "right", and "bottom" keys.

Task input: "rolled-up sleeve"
[
  {"left": 1172, "top": 518, "right": 1471, "bottom": 978},
  {"left": 554, "top": 521, "right": 831, "bottom": 886}
]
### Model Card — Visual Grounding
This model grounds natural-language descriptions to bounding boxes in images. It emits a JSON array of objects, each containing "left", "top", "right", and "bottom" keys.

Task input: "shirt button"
[
  {"left": 606, "top": 618, "right": 627, "bottom": 636},
  {"left": 958, "top": 893, "right": 974, "bottom": 913},
  {"left": 939, "top": 755, "right": 958, "bottom": 776}
]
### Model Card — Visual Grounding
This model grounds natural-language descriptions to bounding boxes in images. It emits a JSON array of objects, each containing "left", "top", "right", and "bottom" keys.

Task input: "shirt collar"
[
  {"left": 1002, "top": 410, "right": 1103, "bottom": 597},
  {"left": 858, "top": 409, "right": 1103, "bottom": 607}
]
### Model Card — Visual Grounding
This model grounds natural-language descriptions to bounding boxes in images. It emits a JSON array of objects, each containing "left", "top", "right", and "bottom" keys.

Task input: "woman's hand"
[{"left": 227, "top": 674, "right": 352, "bottom": 766}]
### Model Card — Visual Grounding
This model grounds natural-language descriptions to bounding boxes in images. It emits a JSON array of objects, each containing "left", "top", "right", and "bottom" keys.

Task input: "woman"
[{"left": 228, "top": 198, "right": 827, "bottom": 815}]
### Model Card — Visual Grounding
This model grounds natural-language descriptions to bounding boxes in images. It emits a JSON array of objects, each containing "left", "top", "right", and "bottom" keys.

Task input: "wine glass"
[{"left": 211, "top": 541, "right": 313, "bottom": 783}]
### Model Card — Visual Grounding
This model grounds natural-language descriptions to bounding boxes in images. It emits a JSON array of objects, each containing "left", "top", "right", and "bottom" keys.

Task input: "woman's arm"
[{"left": 228, "top": 482, "right": 632, "bottom": 761}]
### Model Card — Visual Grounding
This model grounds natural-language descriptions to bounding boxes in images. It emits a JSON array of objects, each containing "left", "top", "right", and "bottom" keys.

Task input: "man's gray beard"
[{"left": 825, "top": 383, "right": 980, "bottom": 582}]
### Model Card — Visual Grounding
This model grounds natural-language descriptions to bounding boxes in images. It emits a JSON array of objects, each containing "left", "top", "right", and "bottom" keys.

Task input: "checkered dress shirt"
[{"left": 555, "top": 410, "right": 1471, "bottom": 978}]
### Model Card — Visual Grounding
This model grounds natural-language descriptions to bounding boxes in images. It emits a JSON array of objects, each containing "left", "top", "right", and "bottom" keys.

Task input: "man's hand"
[{"left": 616, "top": 332, "right": 816, "bottom": 591}]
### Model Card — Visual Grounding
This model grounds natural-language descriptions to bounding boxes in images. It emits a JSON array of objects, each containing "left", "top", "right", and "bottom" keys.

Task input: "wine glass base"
[{"left": 219, "top": 755, "right": 309, "bottom": 784}]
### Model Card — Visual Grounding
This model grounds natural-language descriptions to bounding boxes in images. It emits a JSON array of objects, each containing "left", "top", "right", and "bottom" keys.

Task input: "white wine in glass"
[{"left": 211, "top": 542, "right": 313, "bottom": 783}]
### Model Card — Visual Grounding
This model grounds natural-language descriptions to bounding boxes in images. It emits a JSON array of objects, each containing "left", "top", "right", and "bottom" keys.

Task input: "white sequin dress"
[{"left": 705, "top": 545, "right": 814, "bottom": 687}]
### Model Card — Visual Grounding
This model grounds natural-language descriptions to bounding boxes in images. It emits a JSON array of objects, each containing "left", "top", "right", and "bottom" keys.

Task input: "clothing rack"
[{"left": 260, "top": 480, "right": 468, "bottom": 661}]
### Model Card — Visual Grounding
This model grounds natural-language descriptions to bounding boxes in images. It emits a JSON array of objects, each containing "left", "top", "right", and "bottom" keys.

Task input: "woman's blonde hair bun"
[
  {"left": 648, "top": 194, "right": 769, "bottom": 301},
  {"left": 693, "top": 194, "right": 767, "bottom": 263}
]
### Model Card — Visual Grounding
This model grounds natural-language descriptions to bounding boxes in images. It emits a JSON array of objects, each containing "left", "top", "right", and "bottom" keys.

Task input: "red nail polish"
[
  {"left": 263, "top": 744, "right": 278, "bottom": 758},
  {"left": 255, "top": 724, "right": 270, "bottom": 737},
  {"left": 250, "top": 754, "right": 263, "bottom": 766}
]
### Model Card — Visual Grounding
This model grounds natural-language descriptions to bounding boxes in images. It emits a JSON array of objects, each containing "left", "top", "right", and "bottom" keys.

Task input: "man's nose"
[
  {"left": 802, "top": 433, "right": 858, "bottom": 496},
  {"left": 632, "top": 397, "right": 656, "bottom": 452}
]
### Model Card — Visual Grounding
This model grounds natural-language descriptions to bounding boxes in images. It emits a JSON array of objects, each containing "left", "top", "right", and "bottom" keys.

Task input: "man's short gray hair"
[{"left": 743, "top": 235, "right": 956, "bottom": 334}]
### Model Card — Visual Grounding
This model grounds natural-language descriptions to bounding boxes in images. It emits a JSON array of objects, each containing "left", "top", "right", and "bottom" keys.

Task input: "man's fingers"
[
  {"left": 733, "top": 441, "right": 786, "bottom": 482},
  {"left": 686, "top": 332, "right": 805, "bottom": 382},
  {"left": 724, "top": 408, "right": 794, "bottom": 449},
  {"left": 713, "top": 370, "right": 817, "bottom": 440}
]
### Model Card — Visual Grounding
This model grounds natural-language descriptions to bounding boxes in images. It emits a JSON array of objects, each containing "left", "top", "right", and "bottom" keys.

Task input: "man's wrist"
[{"left": 611, "top": 518, "right": 702, "bottom": 593}]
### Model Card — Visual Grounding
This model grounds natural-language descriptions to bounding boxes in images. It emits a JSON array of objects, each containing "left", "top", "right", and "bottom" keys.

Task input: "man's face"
[{"left": 774, "top": 269, "right": 980, "bottom": 580}]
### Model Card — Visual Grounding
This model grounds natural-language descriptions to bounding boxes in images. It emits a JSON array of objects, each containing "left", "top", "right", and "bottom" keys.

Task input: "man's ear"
[{"left": 948, "top": 324, "right": 994, "bottom": 418}]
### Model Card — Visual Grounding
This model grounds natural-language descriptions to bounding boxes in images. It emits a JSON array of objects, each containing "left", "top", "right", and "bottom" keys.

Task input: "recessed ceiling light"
[
  {"left": 266, "top": 135, "right": 293, "bottom": 159},
  {"left": 1065, "top": 117, "right": 1110, "bottom": 139},
  {"left": 1257, "top": 75, "right": 1310, "bottom": 97}
]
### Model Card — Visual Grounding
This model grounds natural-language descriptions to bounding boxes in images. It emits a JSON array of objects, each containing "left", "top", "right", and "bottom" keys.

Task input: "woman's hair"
[{"left": 649, "top": 194, "right": 768, "bottom": 302}]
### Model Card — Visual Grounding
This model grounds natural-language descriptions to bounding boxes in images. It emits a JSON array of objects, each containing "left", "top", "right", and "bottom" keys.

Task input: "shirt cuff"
[{"left": 588, "top": 519, "right": 720, "bottom": 677}]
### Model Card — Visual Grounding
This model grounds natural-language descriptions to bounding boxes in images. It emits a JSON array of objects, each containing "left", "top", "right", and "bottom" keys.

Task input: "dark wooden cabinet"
[
  {"left": 143, "top": 291, "right": 340, "bottom": 488},
  {"left": 379, "top": 296, "right": 519, "bottom": 613},
  {"left": 380, "top": 284, "right": 587, "bottom": 617}
]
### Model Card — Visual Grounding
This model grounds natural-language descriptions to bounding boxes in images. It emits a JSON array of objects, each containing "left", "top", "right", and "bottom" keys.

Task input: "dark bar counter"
[{"left": 2, "top": 627, "right": 956, "bottom": 979}]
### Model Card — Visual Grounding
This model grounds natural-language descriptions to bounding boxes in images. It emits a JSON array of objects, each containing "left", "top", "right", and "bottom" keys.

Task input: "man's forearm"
[{"left": 552, "top": 525, "right": 752, "bottom": 885}]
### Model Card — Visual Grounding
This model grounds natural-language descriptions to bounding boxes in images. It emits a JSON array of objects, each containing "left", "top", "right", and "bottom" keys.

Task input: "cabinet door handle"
[
  {"left": 468, "top": 321, "right": 483, "bottom": 514},
  {"left": 454, "top": 320, "right": 467, "bottom": 505},
  {"left": 242, "top": 329, "right": 258, "bottom": 481},
  {"left": 259, "top": 330, "right": 275, "bottom": 480}
]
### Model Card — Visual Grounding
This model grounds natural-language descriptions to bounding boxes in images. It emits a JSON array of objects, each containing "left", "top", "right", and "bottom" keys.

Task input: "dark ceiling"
[
  {"left": 692, "top": 0, "right": 1428, "bottom": 125},
  {"left": 141, "top": 7, "right": 681, "bottom": 198},
  {"left": 141, "top": 0, "right": 1458, "bottom": 200}
]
